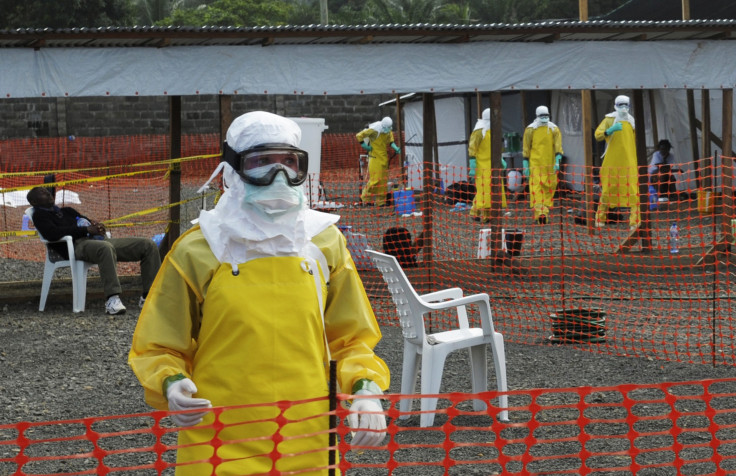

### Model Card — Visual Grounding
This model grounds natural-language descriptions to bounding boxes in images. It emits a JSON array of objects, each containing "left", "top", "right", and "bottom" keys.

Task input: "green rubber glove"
[
  {"left": 554, "top": 153, "right": 562, "bottom": 172},
  {"left": 605, "top": 122, "right": 623, "bottom": 136},
  {"left": 501, "top": 157, "right": 507, "bottom": 170},
  {"left": 391, "top": 143, "right": 400, "bottom": 154},
  {"left": 469, "top": 157, "right": 476, "bottom": 177},
  {"left": 523, "top": 159, "right": 529, "bottom": 178},
  {"left": 360, "top": 142, "right": 373, "bottom": 152}
]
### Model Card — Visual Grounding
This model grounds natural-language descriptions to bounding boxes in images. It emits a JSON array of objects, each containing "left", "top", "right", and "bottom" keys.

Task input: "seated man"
[
  {"left": 648, "top": 139, "right": 683, "bottom": 200},
  {"left": 27, "top": 186, "right": 161, "bottom": 315}
]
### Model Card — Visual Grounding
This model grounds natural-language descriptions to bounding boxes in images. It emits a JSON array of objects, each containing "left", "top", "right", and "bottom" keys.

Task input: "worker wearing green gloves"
[
  {"left": 522, "top": 105, "right": 564, "bottom": 225},
  {"left": 356, "top": 116, "right": 400, "bottom": 206},
  {"left": 593, "top": 95, "right": 640, "bottom": 231}
]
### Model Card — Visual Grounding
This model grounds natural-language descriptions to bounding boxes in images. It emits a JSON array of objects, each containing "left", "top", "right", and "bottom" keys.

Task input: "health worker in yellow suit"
[
  {"left": 594, "top": 95, "right": 640, "bottom": 231},
  {"left": 357, "top": 116, "right": 400, "bottom": 206},
  {"left": 522, "top": 105, "right": 564, "bottom": 225},
  {"left": 468, "top": 108, "right": 507, "bottom": 223},
  {"left": 129, "top": 111, "right": 391, "bottom": 476}
]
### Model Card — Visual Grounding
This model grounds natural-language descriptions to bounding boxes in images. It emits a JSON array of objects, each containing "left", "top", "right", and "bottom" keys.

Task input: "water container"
[
  {"left": 669, "top": 223, "right": 679, "bottom": 254},
  {"left": 648, "top": 185, "right": 658, "bottom": 211}
]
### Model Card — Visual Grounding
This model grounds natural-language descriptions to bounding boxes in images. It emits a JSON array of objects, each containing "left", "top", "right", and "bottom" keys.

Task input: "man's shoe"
[
  {"left": 105, "top": 295, "right": 127, "bottom": 315},
  {"left": 595, "top": 221, "right": 605, "bottom": 228},
  {"left": 538, "top": 215, "right": 548, "bottom": 225},
  {"left": 138, "top": 296, "right": 146, "bottom": 309}
]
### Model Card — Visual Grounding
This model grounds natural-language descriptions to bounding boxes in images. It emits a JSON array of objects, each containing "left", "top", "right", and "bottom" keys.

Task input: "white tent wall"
[{"left": 404, "top": 96, "right": 467, "bottom": 190}]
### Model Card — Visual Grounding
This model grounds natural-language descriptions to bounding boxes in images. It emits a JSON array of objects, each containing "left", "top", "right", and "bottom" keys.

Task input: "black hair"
[
  {"left": 382, "top": 227, "right": 417, "bottom": 268},
  {"left": 657, "top": 139, "right": 672, "bottom": 150}
]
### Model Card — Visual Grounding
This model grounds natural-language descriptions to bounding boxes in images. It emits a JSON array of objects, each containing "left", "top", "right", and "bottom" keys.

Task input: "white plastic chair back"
[
  {"left": 366, "top": 249, "right": 508, "bottom": 427},
  {"left": 25, "top": 207, "right": 94, "bottom": 313}
]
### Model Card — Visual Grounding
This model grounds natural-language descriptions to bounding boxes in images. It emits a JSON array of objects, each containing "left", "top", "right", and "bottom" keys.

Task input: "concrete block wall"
[{"left": 0, "top": 94, "right": 396, "bottom": 139}]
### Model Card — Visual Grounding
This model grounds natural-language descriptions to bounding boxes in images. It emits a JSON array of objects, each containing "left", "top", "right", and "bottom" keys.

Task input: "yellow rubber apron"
[
  {"left": 528, "top": 127, "right": 559, "bottom": 220},
  {"left": 175, "top": 255, "right": 331, "bottom": 476},
  {"left": 470, "top": 129, "right": 507, "bottom": 220}
]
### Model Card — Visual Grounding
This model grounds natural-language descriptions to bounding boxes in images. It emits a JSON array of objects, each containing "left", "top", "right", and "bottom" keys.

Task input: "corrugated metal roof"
[{"left": 1, "top": 20, "right": 735, "bottom": 49}]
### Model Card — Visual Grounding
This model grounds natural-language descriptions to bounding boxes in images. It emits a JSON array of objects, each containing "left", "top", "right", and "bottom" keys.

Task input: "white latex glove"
[
  {"left": 348, "top": 390, "right": 387, "bottom": 447},
  {"left": 166, "top": 378, "right": 212, "bottom": 427}
]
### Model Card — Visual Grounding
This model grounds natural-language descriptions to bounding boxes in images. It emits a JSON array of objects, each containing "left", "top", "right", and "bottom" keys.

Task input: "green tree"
[
  {"left": 158, "top": 0, "right": 296, "bottom": 26},
  {"left": 364, "top": 0, "right": 444, "bottom": 24},
  {"left": 0, "top": 0, "right": 135, "bottom": 29}
]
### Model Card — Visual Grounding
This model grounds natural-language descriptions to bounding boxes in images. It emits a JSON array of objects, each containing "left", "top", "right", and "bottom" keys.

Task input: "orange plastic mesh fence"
[
  {"left": 2, "top": 379, "right": 736, "bottom": 475},
  {"left": 1, "top": 136, "right": 735, "bottom": 368}
]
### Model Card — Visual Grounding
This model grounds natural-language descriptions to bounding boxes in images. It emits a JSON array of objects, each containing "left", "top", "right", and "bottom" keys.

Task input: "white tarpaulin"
[
  {"left": 2, "top": 41, "right": 736, "bottom": 98},
  {"left": 404, "top": 96, "right": 467, "bottom": 190}
]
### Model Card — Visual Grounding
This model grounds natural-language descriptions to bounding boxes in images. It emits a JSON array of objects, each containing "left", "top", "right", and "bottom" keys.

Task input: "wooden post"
[
  {"left": 579, "top": 0, "right": 589, "bottom": 21},
  {"left": 581, "top": 90, "right": 594, "bottom": 234},
  {"left": 682, "top": 0, "right": 691, "bottom": 20},
  {"left": 163, "top": 95, "right": 182, "bottom": 257},
  {"left": 619, "top": 91, "right": 652, "bottom": 252},
  {"left": 421, "top": 93, "right": 435, "bottom": 272},
  {"left": 395, "top": 94, "right": 405, "bottom": 185},
  {"left": 702, "top": 89, "right": 712, "bottom": 190},
  {"left": 687, "top": 90, "right": 701, "bottom": 188},
  {"left": 696, "top": 88, "right": 734, "bottom": 265},
  {"left": 648, "top": 90, "right": 659, "bottom": 147},
  {"left": 722, "top": 89, "right": 734, "bottom": 241},
  {"left": 489, "top": 92, "right": 504, "bottom": 260}
]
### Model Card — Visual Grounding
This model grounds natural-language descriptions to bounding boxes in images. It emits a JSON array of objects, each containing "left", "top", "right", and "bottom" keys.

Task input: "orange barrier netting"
[
  {"left": 1, "top": 136, "right": 735, "bottom": 367},
  {"left": 2, "top": 379, "right": 736, "bottom": 475}
]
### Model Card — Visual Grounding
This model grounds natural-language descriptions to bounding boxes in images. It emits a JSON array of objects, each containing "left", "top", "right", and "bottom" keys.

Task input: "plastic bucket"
[{"left": 697, "top": 189, "right": 713, "bottom": 214}]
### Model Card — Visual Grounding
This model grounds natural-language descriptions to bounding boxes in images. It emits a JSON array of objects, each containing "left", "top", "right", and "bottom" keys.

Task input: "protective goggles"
[
  {"left": 615, "top": 103, "right": 629, "bottom": 108},
  {"left": 222, "top": 142, "right": 308, "bottom": 186}
]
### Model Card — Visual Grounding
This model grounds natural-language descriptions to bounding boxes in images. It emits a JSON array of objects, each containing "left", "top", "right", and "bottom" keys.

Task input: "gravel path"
[{"left": 1, "top": 295, "right": 736, "bottom": 475}]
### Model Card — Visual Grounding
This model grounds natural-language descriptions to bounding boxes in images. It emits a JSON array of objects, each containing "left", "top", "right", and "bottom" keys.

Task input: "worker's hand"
[
  {"left": 501, "top": 157, "right": 507, "bottom": 170},
  {"left": 391, "top": 143, "right": 401, "bottom": 154},
  {"left": 348, "top": 390, "right": 387, "bottom": 446},
  {"left": 605, "top": 122, "right": 623, "bottom": 136},
  {"left": 166, "top": 378, "right": 212, "bottom": 427},
  {"left": 360, "top": 142, "right": 373, "bottom": 152},
  {"left": 554, "top": 153, "right": 562, "bottom": 172},
  {"left": 523, "top": 159, "right": 530, "bottom": 178},
  {"left": 469, "top": 157, "right": 476, "bottom": 177}
]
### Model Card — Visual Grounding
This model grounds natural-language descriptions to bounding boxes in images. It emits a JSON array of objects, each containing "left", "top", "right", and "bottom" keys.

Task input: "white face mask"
[
  {"left": 242, "top": 173, "right": 304, "bottom": 218},
  {"left": 616, "top": 105, "right": 629, "bottom": 119}
]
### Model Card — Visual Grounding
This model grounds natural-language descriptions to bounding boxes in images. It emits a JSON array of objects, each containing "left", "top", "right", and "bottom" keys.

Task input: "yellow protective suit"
[
  {"left": 522, "top": 124, "right": 563, "bottom": 220},
  {"left": 129, "top": 225, "right": 390, "bottom": 476},
  {"left": 594, "top": 116, "right": 640, "bottom": 228},
  {"left": 357, "top": 128, "right": 395, "bottom": 206},
  {"left": 468, "top": 128, "right": 507, "bottom": 222}
]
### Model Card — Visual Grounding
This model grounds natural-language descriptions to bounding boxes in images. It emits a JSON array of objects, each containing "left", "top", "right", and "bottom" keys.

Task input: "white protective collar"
[
  {"left": 527, "top": 119, "right": 559, "bottom": 131},
  {"left": 197, "top": 165, "right": 339, "bottom": 272},
  {"left": 472, "top": 117, "right": 490, "bottom": 135},
  {"left": 606, "top": 111, "right": 636, "bottom": 129}
]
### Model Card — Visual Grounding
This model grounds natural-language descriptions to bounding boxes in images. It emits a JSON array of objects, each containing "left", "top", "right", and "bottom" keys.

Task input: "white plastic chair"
[
  {"left": 366, "top": 250, "right": 508, "bottom": 427},
  {"left": 25, "top": 208, "right": 94, "bottom": 313}
]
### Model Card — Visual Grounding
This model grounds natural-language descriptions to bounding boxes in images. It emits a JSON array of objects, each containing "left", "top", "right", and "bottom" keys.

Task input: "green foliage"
[
  {"left": 0, "top": 0, "right": 135, "bottom": 29},
  {"left": 0, "top": 0, "right": 633, "bottom": 29},
  {"left": 157, "top": 0, "right": 296, "bottom": 26}
]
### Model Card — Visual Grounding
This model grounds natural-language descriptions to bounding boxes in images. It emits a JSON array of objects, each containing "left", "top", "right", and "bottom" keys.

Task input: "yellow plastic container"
[{"left": 697, "top": 189, "right": 713, "bottom": 214}]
